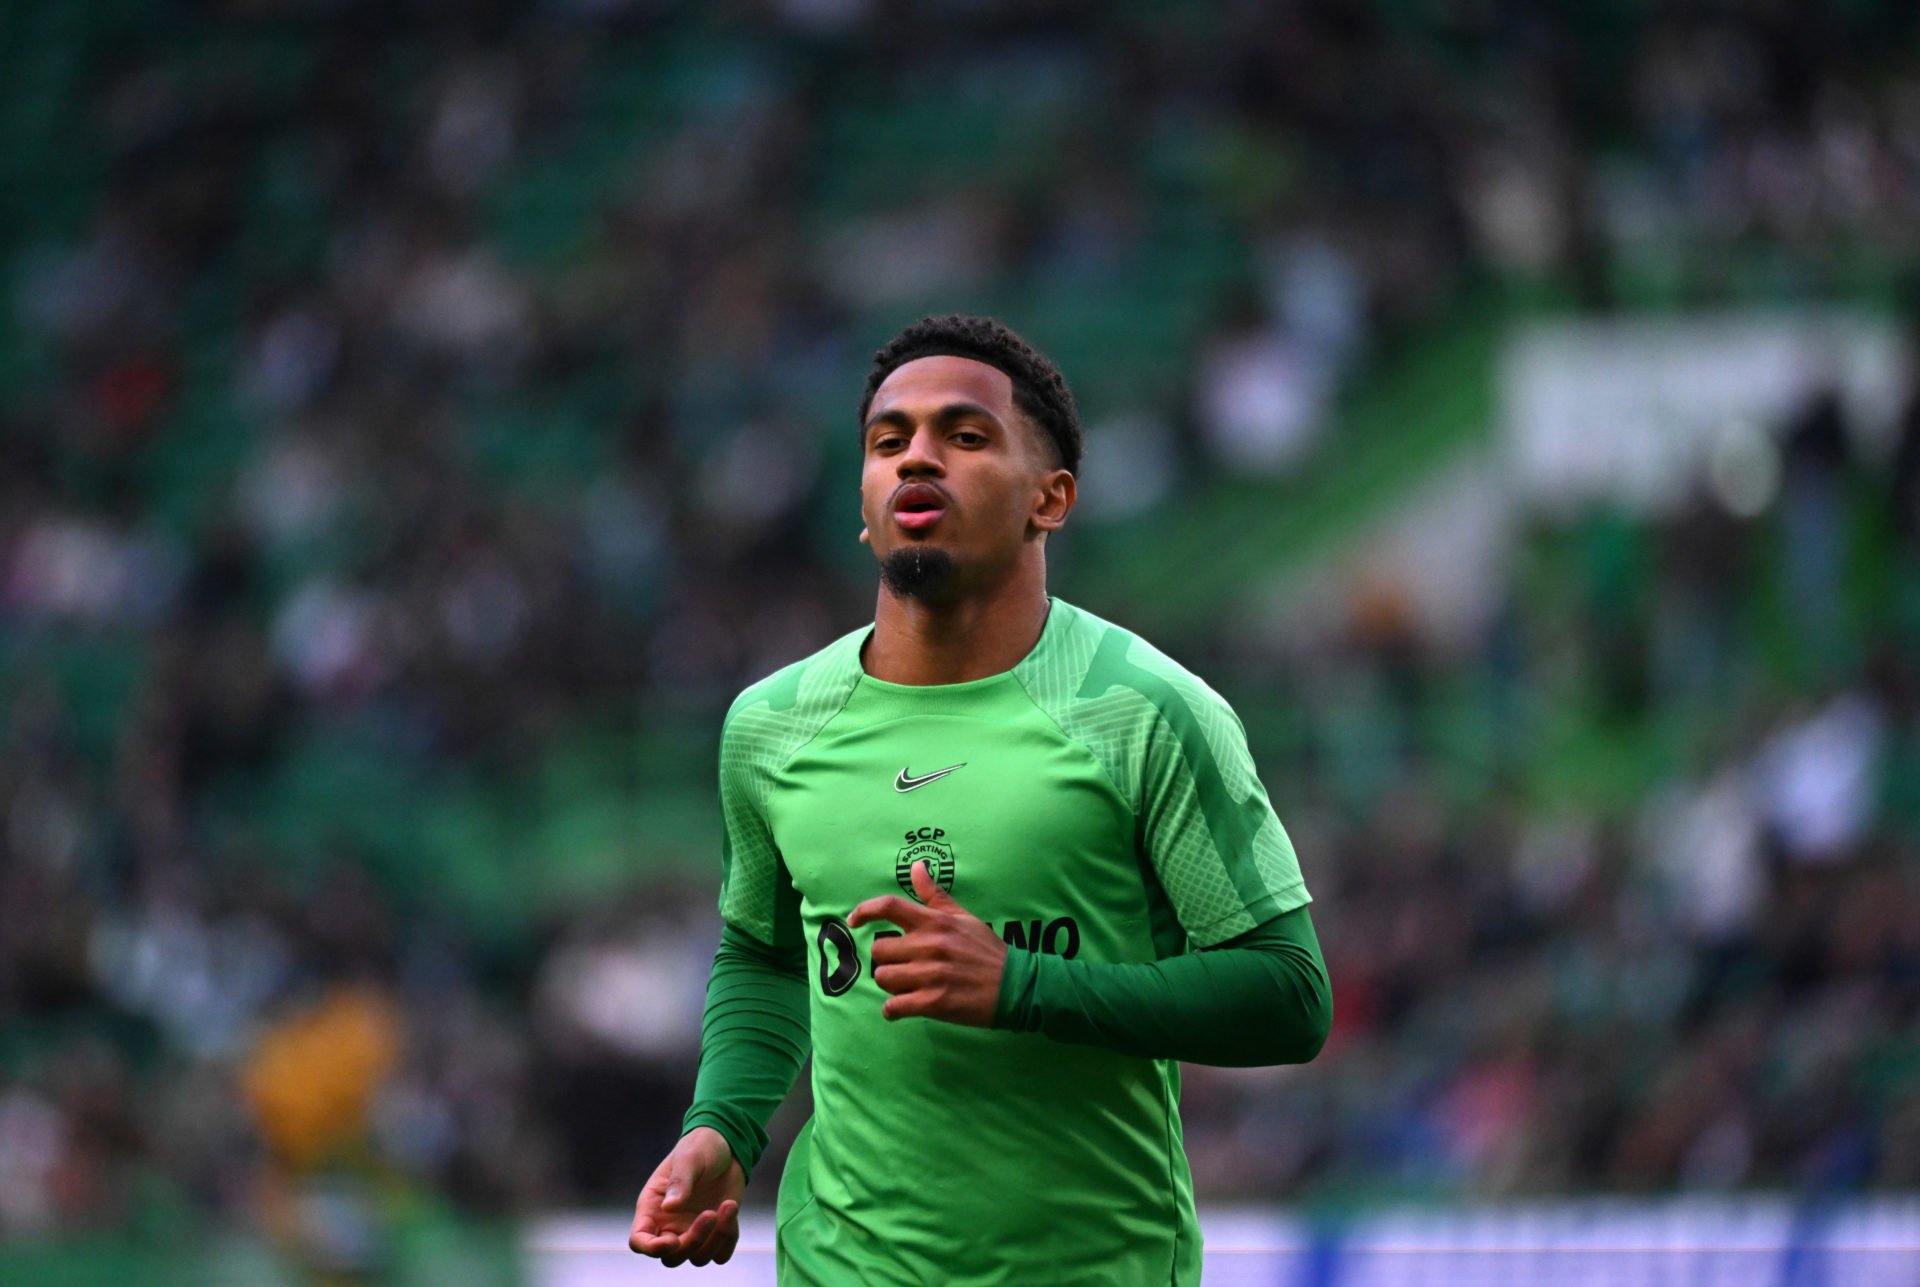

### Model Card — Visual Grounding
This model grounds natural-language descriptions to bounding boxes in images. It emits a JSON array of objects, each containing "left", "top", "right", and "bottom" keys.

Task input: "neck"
[{"left": 863, "top": 557, "right": 1051, "bottom": 685}]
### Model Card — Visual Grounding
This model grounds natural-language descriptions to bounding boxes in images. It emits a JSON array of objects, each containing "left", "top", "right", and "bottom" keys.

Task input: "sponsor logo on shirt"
[
  {"left": 817, "top": 919, "right": 860, "bottom": 996},
  {"left": 814, "top": 906, "right": 1084, "bottom": 999},
  {"left": 809, "top": 824, "right": 1086, "bottom": 1000},
  {"left": 894, "top": 763, "right": 965, "bottom": 792}
]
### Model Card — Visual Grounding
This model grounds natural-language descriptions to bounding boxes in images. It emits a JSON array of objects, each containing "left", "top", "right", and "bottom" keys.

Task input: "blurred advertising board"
[{"left": 529, "top": 1195, "right": 1920, "bottom": 1285}]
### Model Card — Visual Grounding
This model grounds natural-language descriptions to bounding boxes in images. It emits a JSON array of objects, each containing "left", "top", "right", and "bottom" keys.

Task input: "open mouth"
[{"left": 891, "top": 484, "right": 948, "bottom": 532}]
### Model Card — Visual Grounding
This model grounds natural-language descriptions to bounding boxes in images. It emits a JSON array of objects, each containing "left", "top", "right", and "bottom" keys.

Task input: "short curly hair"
[{"left": 858, "top": 315, "right": 1082, "bottom": 475}]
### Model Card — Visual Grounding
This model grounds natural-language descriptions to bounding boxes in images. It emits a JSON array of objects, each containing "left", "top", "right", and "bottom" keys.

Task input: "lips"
[{"left": 891, "top": 483, "right": 949, "bottom": 532}]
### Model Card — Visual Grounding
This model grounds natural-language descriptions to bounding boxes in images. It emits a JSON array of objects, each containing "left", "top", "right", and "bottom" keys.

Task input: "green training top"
[{"left": 707, "top": 597, "right": 1309, "bottom": 1286}]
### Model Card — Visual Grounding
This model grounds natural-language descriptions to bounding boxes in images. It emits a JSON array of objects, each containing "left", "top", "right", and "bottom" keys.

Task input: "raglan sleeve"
[
  {"left": 714, "top": 701, "right": 804, "bottom": 951},
  {"left": 1136, "top": 673, "right": 1309, "bottom": 950},
  {"left": 681, "top": 700, "right": 810, "bottom": 1180}
]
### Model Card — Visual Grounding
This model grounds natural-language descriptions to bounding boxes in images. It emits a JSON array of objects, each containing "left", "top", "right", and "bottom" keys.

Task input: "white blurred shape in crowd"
[
  {"left": 1705, "top": 419, "right": 1780, "bottom": 517},
  {"left": 1075, "top": 412, "right": 1177, "bottom": 521},
  {"left": 89, "top": 902, "right": 292, "bottom": 1058},
  {"left": 820, "top": 199, "right": 998, "bottom": 309},
  {"left": 1263, "top": 233, "right": 1368, "bottom": 377},
  {"left": 536, "top": 923, "right": 709, "bottom": 1060},
  {"left": 393, "top": 247, "right": 531, "bottom": 363},
  {"left": 4, "top": 516, "right": 185, "bottom": 628},
  {"left": 236, "top": 432, "right": 348, "bottom": 548},
  {"left": 1644, "top": 769, "right": 1764, "bottom": 942},
  {"left": 1751, "top": 693, "right": 1885, "bottom": 865},
  {"left": 272, "top": 579, "right": 390, "bottom": 701},
  {"left": 1196, "top": 324, "right": 1330, "bottom": 474}
]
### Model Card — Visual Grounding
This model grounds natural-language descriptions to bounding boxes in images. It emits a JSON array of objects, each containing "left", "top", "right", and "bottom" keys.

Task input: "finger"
[
  {"left": 655, "top": 1208, "right": 718, "bottom": 1265},
  {"left": 711, "top": 1220, "right": 741, "bottom": 1265},
  {"left": 705, "top": 1207, "right": 742, "bottom": 1266},
  {"left": 631, "top": 1229, "right": 683, "bottom": 1256},
  {"left": 881, "top": 988, "right": 944, "bottom": 1021},
  {"left": 848, "top": 894, "right": 933, "bottom": 931},
  {"left": 660, "top": 1210, "right": 718, "bottom": 1268},
  {"left": 868, "top": 931, "right": 917, "bottom": 966},
  {"left": 872, "top": 961, "right": 942, "bottom": 996},
  {"left": 630, "top": 1186, "right": 669, "bottom": 1247},
  {"left": 685, "top": 1220, "right": 720, "bottom": 1266},
  {"left": 686, "top": 1201, "right": 738, "bottom": 1266},
  {"left": 911, "top": 860, "right": 964, "bottom": 911}
]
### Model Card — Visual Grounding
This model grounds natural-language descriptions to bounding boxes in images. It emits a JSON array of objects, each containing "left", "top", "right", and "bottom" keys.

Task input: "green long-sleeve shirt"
[{"left": 682, "top": 599, "right": 1327, "bottom": 1285}]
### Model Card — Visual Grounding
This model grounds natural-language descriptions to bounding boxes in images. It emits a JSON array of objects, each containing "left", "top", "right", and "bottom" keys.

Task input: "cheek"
[
  {"left": 858, "top": 470, "right": 887, "bottom": 518},
  {"left": 976, "top": 475, "right": 1038, "bottom": 538}
]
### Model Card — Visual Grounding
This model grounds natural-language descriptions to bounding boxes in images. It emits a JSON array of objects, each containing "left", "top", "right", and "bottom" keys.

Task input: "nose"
[{"left": 895, "top": 426, "right": 945, "bottom": 477}]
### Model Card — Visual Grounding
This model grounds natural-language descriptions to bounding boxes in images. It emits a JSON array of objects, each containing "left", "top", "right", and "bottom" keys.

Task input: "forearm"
[
  {"left": 993, "top": 904, "right": 1331, "bottom": 1066},
  {"left": 680, "top": 923, "right": 811, "bottom": 1180}
]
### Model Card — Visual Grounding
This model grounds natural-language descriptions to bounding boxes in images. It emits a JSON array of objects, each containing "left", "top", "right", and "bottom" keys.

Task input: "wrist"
[
  {"left": 679, "top": 1113, "right": 750, "bottom": 1179},
  {"left": 683, "top": 1125, "right": 733, "bottom": 1157},
  {"left": 992, "top": 945, "right": 1042, "bottom": 1031}
]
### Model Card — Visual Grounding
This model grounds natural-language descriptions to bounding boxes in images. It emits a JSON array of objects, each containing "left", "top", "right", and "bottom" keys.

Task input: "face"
[{"left": 859, "top": 356, "right": 1074, "bottom": 599}]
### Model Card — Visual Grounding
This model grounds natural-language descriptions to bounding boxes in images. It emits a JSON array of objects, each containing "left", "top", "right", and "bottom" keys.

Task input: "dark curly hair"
[{"left": 858, "top": 315, "right": 1082, "bottom": 475}]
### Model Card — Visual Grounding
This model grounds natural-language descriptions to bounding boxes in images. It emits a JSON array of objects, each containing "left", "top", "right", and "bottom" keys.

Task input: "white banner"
[
  {"left": 530, "top": 1195, "right": 1920, "bottom": 1285},
  {"left": 1501, "top": 314, "right": 1908, "bottom": 515}
]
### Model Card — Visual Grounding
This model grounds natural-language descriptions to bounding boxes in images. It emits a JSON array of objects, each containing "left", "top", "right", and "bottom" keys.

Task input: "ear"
[
  {"left": 858, "top": 524, "right": 871, "bottom": 544},
  {"left": 1030, "top": 468, "right": 1075, "bottom": 535}
]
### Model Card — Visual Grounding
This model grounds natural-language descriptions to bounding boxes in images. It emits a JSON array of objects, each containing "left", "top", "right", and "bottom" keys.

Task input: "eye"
[{"left": 952, "top": 428, "right": 988, "bottom": 446}]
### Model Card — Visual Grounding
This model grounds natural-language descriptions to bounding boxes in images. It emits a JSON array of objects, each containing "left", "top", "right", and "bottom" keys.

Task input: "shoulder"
[
  {"left": 720, "top": 623, "right": 869, "bottom": 769},
  {"left": 1022, "top": 599, "right": 1241, "bottom": 732},
  {"left": 1017, "top": 601, "right": 1250, "bottom": 808}
]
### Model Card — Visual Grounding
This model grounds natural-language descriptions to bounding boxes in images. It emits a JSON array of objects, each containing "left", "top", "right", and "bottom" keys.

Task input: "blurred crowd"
[
  {"left": 1186, "top": 416, "right": 1920, "bottom": 1196},
  {"left": 3, "top": 0, "right": 1920, "bottom": 1259}
]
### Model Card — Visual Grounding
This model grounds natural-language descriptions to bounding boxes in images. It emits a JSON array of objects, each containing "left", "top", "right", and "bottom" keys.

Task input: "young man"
[{"left": 630, "top": 315, "right": 1332, "bottom": 1283}]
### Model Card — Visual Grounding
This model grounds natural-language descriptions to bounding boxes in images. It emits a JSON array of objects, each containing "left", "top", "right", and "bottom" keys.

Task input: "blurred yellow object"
[{"left": 242, "top": 985, "right": 402, "bottom": 1171}]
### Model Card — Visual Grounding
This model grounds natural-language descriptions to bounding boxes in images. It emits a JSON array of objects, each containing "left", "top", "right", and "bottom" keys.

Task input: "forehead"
[{"left": 869, "top": 355, "right": 1016, "bottom": 420}]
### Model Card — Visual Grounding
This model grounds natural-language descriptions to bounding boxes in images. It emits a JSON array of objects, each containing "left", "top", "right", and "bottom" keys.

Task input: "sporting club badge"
[{"left": 895, "top": 827, "right": 956, "bottom": 901}]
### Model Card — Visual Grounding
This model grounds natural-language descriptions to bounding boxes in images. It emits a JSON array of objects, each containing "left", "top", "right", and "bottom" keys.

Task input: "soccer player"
[{"left": 629, "top": 315, "right": 1332, "bottom": 1282}]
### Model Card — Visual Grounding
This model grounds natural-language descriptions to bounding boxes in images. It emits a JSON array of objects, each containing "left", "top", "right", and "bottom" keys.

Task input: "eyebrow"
[{"left": 863, "top": 400, "right": 1007, "bottom": 441}]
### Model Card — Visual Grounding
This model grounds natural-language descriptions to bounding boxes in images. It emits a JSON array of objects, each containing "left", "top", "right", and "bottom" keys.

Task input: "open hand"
[
  {"left": 629, "top": 1126, "right": 744, "bottom": 1267},
  {"left": 848, "top": 861, "right": 1008, "bottom": 1026}
]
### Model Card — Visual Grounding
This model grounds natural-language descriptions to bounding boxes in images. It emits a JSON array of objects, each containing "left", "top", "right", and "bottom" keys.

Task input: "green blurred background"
[{"left": 3, "top": 0, "right": 1920, "bottom": 1280}]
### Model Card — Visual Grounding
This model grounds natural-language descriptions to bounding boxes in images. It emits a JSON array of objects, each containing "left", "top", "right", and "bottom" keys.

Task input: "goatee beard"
[{"left": 880, "top": 546, "right": 957, "bottom": 600}]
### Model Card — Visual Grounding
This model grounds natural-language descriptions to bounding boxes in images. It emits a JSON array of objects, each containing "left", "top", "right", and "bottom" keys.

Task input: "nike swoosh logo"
[{"left": 894, "top": 764, "right": 966, "bottom": 792}]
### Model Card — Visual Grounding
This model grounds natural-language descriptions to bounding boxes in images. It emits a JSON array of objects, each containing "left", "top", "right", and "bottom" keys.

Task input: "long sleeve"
[
  {"left": 680, "top": 923, "right": 811, "bottom": 1181},
  {"left": 993, "top": 903, "right": 1331, "bottom": 1067}
]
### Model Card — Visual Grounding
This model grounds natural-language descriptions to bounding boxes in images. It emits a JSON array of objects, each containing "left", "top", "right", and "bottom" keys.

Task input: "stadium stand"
[{"left": 1, "top": 1, "right": 1918, "bottom": 1277}]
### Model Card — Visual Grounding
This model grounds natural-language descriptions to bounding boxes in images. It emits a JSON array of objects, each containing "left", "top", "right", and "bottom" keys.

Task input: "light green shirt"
[{"left": 714, "top": 598, "right": 1309, "bottom": 1285}]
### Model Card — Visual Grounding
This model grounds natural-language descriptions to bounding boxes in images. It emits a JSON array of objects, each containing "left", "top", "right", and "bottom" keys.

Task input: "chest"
[{"left": 766, "top": 705, "right": 1141, "bottom": 942}]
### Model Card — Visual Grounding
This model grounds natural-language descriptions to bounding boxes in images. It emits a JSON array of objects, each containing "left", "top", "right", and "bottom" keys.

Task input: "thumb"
[
  {"left": 912, "top": 860, "right": 958, "bottom": 909},
  {"left": 663, "top": 1154, "right": 695, "bottom": 1209}
]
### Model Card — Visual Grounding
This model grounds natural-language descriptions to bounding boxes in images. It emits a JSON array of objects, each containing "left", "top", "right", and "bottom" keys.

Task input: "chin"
[{"left": 879, "top": 544, "right": 960, "bottom": 600}]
